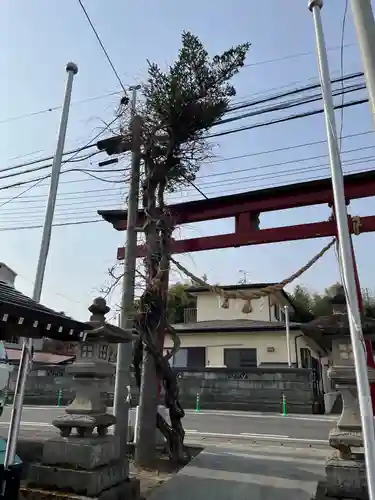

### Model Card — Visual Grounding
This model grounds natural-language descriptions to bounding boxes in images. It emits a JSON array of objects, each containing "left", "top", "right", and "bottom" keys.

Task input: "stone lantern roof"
[
  {"left": 300, "top": 284, "right": 375, "bottom": 347},
  {"left": 83, "top": 297, "right": 138, "bottom": 344}
]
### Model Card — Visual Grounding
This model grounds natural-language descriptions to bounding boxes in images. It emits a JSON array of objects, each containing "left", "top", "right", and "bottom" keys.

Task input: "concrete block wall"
[
  {"left": 8, "top": 366, "right": 316, "bottom": 413},
  {"left": 172, "top": 367, "right": 315, "bottom": 413}
]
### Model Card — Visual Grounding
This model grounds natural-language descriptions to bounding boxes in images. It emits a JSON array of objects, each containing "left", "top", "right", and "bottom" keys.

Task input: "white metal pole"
[
  {"left": 349, "top": 0, "right": 375, "bottom": 128},
  {"left": 113, "top": 85, "right": 141, "bottom": 447},
  {"left": 308, "top": 2, "right": 375, "bottom": 498},
  {"left": 4, "top": 62, "right": 78, "bottom": 469},
  {"left": 284, "top": 306, "right": 292, "bottom": 367}
]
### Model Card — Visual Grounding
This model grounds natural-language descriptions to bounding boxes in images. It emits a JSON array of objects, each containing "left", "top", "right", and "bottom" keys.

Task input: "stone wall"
[{"left": 8, "top": 366, "right": 317, "bottom": 414}]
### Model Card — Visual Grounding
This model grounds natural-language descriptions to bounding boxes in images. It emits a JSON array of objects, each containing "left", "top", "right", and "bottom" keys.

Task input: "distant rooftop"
[
  {"left": 185, "top": 283, "right": 296, "bottom": 310},
  {"left": 173, "top": 319, "right": 301, "bottom": 333},
  {"left": 184, "top": 283, "right": 277, "bottom": 293},
  {"left": 5, "top": 348, "right": 74, "bottom": 365}
]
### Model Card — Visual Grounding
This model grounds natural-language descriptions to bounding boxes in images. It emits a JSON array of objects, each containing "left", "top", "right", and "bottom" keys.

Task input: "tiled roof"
[
  {"left": 173, "top": 319, "right": 301, "bottom": 333},
  {"left": 5, "top": 348, "right": 74, "bottom": 365},
  {"left": 0, "top": 282, "right": 90, "bottom": 342}
]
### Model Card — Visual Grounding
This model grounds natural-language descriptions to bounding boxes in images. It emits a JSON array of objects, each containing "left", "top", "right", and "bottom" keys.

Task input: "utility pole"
[
  {"left": 113, "top": 85, "right": 142, "bottom": 448},
  {"left": 308, "top": 2, "right": 375, "bottom": 499},
  {"left": 284, "top": 305, "right": 292, "bottom": 367},
  {"left": 4, "top": 62, "right": 78, "bottom": 471},
  {"left": 349, "top": 0, "right": 375, "bottom": 128}
]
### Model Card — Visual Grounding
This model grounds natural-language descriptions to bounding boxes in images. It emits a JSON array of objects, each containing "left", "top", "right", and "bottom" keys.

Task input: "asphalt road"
[
  {"left": 149, "top": 444, "right": 326, "bottom": 500},
  {"left": 0, "top": 406, "right": 336, "bottom": 447}
]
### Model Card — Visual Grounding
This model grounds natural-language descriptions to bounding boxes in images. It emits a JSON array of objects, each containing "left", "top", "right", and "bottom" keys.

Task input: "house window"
[
  {"left": 187, "top": 347, "right": 206, "bottom": 368},
  {"left": 81, "top": 344, "right": 94, "bottom": 358},
  {"left": 167, "top": 347, "right": 206, "bottom": 368},
  {"left": 300, "top": 348, "right": 312, "bottom": 368},
  {"left": 99, "top": 344, "right": 109, "bottom": 360},
  {"left": 273, "top": 304, "right": 280, "bottom": 321},
  {"left": 224, "top": 348, "right": 257, "bottom": 368}
]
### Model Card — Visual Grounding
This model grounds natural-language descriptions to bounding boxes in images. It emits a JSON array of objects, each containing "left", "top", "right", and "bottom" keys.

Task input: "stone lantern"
[
  {"left": 51, "top": 297, "right": 129, "bottom": 438},
  {"left": 301, "top": 284, "right": 375, "bottom": 500},
  {"left": 24, "top": 297, "right": 140, "bottom": 500}
]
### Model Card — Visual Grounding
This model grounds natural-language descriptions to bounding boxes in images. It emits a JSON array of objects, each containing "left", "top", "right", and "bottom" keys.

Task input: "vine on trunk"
[{"left": 131, "top": 32, "right": 250, "bottom": 463}]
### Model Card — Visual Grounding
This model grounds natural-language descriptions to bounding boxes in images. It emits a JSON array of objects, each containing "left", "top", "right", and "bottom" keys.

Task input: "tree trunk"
[{"left": 135, "top": 344, "right": 158, "bottom": 466}]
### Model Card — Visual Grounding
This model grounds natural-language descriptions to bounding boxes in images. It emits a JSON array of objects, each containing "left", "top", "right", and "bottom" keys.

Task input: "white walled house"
[
  {"left": 189, "top": 283, "right": 292, "bottom": 323},
  {"left": 164, "top": 283, "right": 325, "bottom": 370}
]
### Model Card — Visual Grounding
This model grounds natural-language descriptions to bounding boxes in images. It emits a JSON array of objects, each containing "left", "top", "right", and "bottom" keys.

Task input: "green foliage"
[
  {"left": 142, "top": 31, "right": 250, "bottom": 189},
  {"left": 167, "top": 282, "right": 196, "bottom": 324},
  {"left": 291, "top": 283, "right": 375, "bottom": 320}
]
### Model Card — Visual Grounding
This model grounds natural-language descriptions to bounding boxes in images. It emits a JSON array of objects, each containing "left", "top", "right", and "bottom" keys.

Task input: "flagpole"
[{"left": 4, "top": 62, "right": 78, "bottom": 470}]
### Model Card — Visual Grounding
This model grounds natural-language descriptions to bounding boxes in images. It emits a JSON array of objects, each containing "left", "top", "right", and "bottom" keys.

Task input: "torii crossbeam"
[{"left": 98, "top": 170, "right": 375, "bottom": 259}]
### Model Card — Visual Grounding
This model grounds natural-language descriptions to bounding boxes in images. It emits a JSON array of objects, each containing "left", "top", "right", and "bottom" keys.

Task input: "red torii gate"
[{"left": 98, "top": 169, "right": 375, "bottom": 412}]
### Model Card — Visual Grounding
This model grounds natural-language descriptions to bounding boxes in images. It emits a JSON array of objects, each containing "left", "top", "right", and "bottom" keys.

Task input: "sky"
[{"left": 1, "top": 0, "right": 375, "bottom": 322}]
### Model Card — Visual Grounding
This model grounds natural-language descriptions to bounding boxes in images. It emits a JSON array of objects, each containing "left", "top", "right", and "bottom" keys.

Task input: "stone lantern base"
[
  {"left": 22, "top": 435, "right": 140, "bottom": 500},
  {"left": 315, "top": 453, "right": 368, "bottom": 499}
]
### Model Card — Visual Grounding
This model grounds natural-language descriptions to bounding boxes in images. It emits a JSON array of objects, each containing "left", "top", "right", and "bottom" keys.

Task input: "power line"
[
  {"left": 3, "top": 71, "right": 364, "bottom": 173},
  {"left": 0, "top": 219, "right": 104, "bottom": 232},
  {"left": 0, "top": 97, "right": 369, "bottom": 196},
  {"left": 166, "top": 164, "right": 375, "bottom": 201},
  {"left": 3, "top": 151, "right": 375, "bottom": 219},
  {"left": 206, "top": 130, "right": 374, "bottom": 165},
  {"left": 0, "top": 77, "right": 360, "bottom": 184},
  {"left": 0, "top": 186, "right": 123, "bottom": 202},
  {"left": 5, "top": 73, "right": 352, "bottom": 175},
  {"left": 0, "top": 197, "right": 124, "bottom": 213},
  {"left": 77, "top": 0, "right": 127, "bottom": 94},
  {"left": 0, "top": 152, "right": 100, "bottom": 181},
  {"left": 0, "top": 170, "right": 125, "bottom": 192},
  {"left": 2, "top": 46, "right": 357, "bottom": 129},
  {"left": 199, "top": 143, "right": 375, "bottom": 179},
  {"left": 243, "top": 42, "right": 356, "bottom": 68},
  {"left": 218, "top": 81, "right": 365, "bottom": 127},
  {"left": 2, "top": 71, "right": 364, "bottom": 181},
  {"left": 0, "top": 90, "right": 122, "bottom": 126},
  {"left": 0, "top": 129, "right": 371, "bottom": 205},
  {"left": 192, "top": 155, "right": 375, "bottom": 190},
  {"left": 226, "top": 71, "right": 364, "bottom": 115},
  {"left": 0, "top": 80, "right": 368, "bottom": 206},
  {"left": 1, "top": 143, "right": 98, "bottom": 175},
  {"left": 0, "top": 116, "right": 121, "bottom": 208},
  {"left": 1, "top": 162, "right": 374, "bottom": 231},
  {"left": 208, "top": 98, "right": 368, "bottom": 139}
]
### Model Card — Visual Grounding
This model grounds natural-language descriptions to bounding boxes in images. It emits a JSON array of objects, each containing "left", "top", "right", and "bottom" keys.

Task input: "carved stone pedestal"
[
  {"left": 316, "top": 455, "right": 368, "bottom": 500},
  {"left": 23, "top": 435, "right": 139, "bottom": 500}
]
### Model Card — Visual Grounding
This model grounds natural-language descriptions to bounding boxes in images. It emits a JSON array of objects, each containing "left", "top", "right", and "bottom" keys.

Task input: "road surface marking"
[
  {"left": 185, "top": 430, "right": 327, "bottom": 444},
  {"left": 180, "top": 465, "right": 318, "bottom": 491},
  {"left": 0, "top": 422, "right": 52, "bottom": 427},
  {"left": 4, "top": 406, "right": 337, "bottom": 423},
  {"left": 204, "top": 449, "right": 326, "bottom": 465},
  {"left": 240, "top": 433, "right": 288, "bottom": 438},
  {"left": 0, "top": 422, "right": 326, "bottom": 445},
  {"left": 184, "top": 410, "right": 337, "bottom": 422}
]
